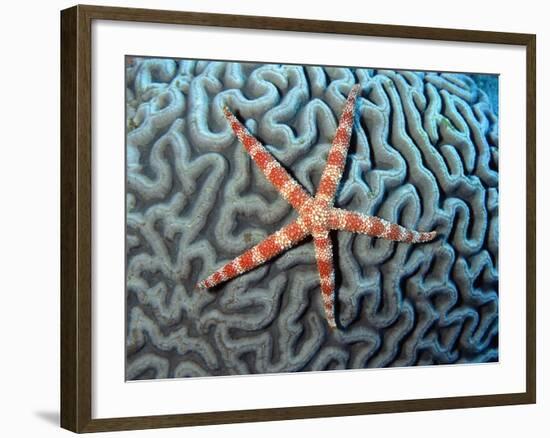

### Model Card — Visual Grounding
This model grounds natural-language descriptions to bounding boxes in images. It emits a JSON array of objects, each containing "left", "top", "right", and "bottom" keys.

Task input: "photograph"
[{"left": 124, "top": 57, "right": 500, "bottom": 380}]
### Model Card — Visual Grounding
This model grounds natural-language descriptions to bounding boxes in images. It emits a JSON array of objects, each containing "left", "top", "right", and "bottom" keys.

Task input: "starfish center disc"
[{"left": 299, "top": 199, "right": 330, "bottom": 234}]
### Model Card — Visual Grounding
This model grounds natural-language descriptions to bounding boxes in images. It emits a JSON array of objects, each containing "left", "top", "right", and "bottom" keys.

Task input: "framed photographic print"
[{"left": 60, "top": 4, "right": 536, "bottom": 433}]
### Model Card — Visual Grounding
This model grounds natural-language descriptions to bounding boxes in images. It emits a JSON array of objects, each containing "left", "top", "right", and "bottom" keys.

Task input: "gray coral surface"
[{"left": 125, "top": 58, "right": 499, "bottom": 380}]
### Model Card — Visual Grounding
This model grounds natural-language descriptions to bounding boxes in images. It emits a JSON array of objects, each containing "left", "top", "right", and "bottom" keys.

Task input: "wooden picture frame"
[{"left": 60, "top": 4, "right": 536, "bottom": 433}]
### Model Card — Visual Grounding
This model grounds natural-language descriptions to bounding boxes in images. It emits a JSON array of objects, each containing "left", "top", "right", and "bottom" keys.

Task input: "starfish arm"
[
  {"left": 315, "top": 84, "right": 361, "bottom": 207},
  {"left": 197, "top": 218, "right": 310, "bottom": 289},
  {"left": 313, "top": 232, "right": 337, "bottom": 328},
  {"left": 223, "top": 107, "right": 313, "bottom": 210},
  {"left": 328, "top": 208, "right": 436, "bottom": 243}
]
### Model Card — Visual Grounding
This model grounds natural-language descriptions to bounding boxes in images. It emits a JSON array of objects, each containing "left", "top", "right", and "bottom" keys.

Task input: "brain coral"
[{"left": 125, "top": 58, "right": 499, "bottom": 379}]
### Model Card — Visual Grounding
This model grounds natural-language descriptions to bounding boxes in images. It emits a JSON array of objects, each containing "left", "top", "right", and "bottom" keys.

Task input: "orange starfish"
[{"left": 197, "top": 85, "right": 436, "bottom": 328}]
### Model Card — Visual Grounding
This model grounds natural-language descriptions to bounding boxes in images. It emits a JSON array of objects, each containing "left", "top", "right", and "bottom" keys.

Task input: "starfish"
[{"left": 197, "top": 84, "right": 436, "bottom": 328}]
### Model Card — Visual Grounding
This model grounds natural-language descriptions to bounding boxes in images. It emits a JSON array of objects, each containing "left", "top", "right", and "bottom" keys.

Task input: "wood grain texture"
[
  {"left": 61, "top": 5, "right": 93, "bottom": 432},
  {"left": 525, "top": 34, "right": 536, "bottom": 404},
  {"left": 60, "top": 5, "right": 78, "bottom": 432},
  {"left": 60, "top": 4, "right": 537, "bottom": 433}
]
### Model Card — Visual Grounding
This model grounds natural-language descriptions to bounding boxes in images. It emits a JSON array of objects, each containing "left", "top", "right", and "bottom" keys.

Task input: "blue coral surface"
[{"left": 125, "top": 58, "right": 499, "bottom": 379}]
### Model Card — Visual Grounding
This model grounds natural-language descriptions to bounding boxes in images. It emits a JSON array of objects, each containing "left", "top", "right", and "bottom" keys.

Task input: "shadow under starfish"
[{"left": 197, "top": 84, "right": 436, "bottom": 329}]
